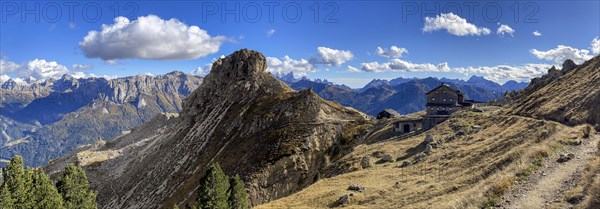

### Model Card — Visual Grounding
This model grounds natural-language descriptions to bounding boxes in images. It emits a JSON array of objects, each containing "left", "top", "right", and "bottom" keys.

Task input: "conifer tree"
[
  {"left": 197, "top": 163, "right": 229, "bottom": 209},
  {"left": 2, "top": 156, "right": 34, "bottom": 209},
  {"left": 227, "top": 174, "right": 250, "bottom": 209},
  {"left": 0, "top": 183, "right": 15, "bottom": 209},
  {"left": 57, "top": 164, "right": 97, "bottom": 209},
  {"left": 32, "top": 170, "right": 65, "bottom": 209}
]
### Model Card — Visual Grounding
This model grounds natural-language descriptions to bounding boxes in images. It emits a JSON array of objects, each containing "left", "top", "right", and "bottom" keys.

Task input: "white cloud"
[
  {"left": 531, "top": 45, "right": 593, "bottom": 64},
  {"left": 346, "top": 65, "right": 362, "bottom": 73},
  {"left": 376, "top": 46, "right": 408, "bottom": 58},
  {"left": 267, "top": 56, "right": 317, "bottom": 76},
  {"left": 104, "top": 60, "right": 118, "bottom": 65},
  {"left": 70, "top": 71, "right": 87, "bottom": 79},
  {"left": 88, "top": 74, "right": 118, "bottom": 80},
  {"left": 18, "top": 59, "right": 69, "bottom": 80},
  {"left": 592, "top": 37, "right": 600, "bottom": 54},
  {"left": 0, "top": 74, "right": 10, "bottom": 83},
  {"left": 266, "top": 29, "right": 276, "bottom": 37},
  {"left": 453, "top": 64, "right": 553, "bottom": 83},
  {"left": 497, "top": 24, "right": 515, "bottom": 37},
  {"left": 80, "top": 15, "right": 225, "bottom": 60},
  {"left": 1, "top": 59, "right": 20, "bottom": 73},
  {"left": 72, "top": 64, "right": 93, "bottom": 71},
  {"left": 352, "top": 56, "right": 552, "bottom": 83},
  {"left": 359, "top": 59, "right": 450, "bottom": 73},
  {"left": 310, "top": 47, "right": 354, "bottom": 66},
  {"left": 533, "top": 31, "right": 542, "bottom": 36},
  {"left": 423, "top": 13, "right": 491, "bottom": 36}
]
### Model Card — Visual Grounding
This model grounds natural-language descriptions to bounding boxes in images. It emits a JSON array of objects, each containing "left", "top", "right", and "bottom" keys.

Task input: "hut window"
[
  {"left": 432, "top": 98, "right": 436, "bottom": 101},
  {"left": 443, "top": 98, "right": 446, "bottom": 101}
]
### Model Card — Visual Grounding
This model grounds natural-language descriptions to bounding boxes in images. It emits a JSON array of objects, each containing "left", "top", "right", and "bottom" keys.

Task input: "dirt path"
[{"left": 500, "top": 134, "right": 599, "bottom": 209}]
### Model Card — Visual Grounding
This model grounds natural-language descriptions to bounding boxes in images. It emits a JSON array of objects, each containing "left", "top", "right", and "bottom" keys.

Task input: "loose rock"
[
  {"left": 348, "top": 184, "right": 365, "bottom": 192},
  {"left": 333, "top": 194, "right": 350, "bottom": 207},
  {"left": 360, "top": 156, "right": 372, "bottom": 169},
  {"left": 381, "top": 153, "right": 394, "bottom": 163}
]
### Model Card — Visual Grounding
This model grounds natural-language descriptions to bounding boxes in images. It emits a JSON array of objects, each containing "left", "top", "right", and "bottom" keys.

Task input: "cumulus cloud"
[
  {"left": 18, "top": 59, "right": 69, "bottom": 80},
  {"left": 70, "top": 71, "right": 87, "bottom": 79},
  {"left": 266, "top": 29, "right": 276, "bottom": 37},
  {"left": 453, "top": 64, "right": 553, "bottom": 83},
  {"left": 72, "top": 64, "right": 93, "bottom": 71},
  {"left": 359, "top": 59, "right": 450, "bottom": 73},
  {"left": 80, "top": 15, "right": 225, "bottom": 60},
  {"left": 592, "top": 37, "right": 600, "bottom": 54},
  {"left": 351, "top": 57, "right": 552, "bottom": 83},
  {"left": 423, "top": 13, "right": 491, "bottom": 36},
  {"left": 376, "top": 46, "right": 408, "bottom": 58},
  {"left": 267, "top": 56, "right": 317, "bottom": 76},
  {"left": 533, "top": 31, "right": 542, "bottom": 37},
  {"left": 1, "top": 59, "right": 20, "bottom": 73},
  {"left": 310, "top": 47, "right": 354, "bottom": 66},
  {"left": 88, "top": 74, "right": 118, "bottom": 80},
  {"left": 531, "top": 45, "right": 593, "bottom": 64},
  {"left": 497, "top": 24, "right": 515, "bottom": 37}
]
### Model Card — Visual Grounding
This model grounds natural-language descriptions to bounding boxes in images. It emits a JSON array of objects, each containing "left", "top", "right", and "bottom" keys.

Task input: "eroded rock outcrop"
[{"left": 46, "top": 49, "right": 370, "bottom": 208}]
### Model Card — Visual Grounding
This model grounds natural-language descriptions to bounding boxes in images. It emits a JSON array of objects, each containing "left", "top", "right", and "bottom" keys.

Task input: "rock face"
[
  {"left": 1, "top": 72, "right": 203, "bottom": 166},
  {"left": 46, "top": 49, "right": 370, "bottom": 208},
  {"left": 509, "top": 56, "right": 600, "bottom": 131}
]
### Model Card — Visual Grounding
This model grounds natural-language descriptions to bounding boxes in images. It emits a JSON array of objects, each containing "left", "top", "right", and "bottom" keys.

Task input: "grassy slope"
[{"left": 256, "top": 108, "right": 585, "bottom": 209}]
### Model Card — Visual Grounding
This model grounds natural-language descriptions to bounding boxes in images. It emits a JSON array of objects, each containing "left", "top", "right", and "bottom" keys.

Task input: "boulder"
[
  {"left": 424, "top": 144, "right": 433, "bottom": 155},
  {"left": 381, "top": 153, "right": 394, "bottom": 163},
  {"left": 360, "top": 156, "right": 372, "bottom": 169},
  {"left": 372, "top": 151, "right": 384, "bottom": 158},
  {"left": 557, "top": 153, "right": 575, "bottom": 163},
  {"left": 424, "top": 134, "right": 434, "bottom": 144},
  {"left": 333, "top": 194, "right": 350, "bottom": 207},
  {"left": 347, "top": 184, "right": 365, "bottom": 192},
  {"left": 400, "top": 160, "right": 411, "bottom": 168},
  {"left": 413, "top": 152, "right": 427, "bottom": 163}
]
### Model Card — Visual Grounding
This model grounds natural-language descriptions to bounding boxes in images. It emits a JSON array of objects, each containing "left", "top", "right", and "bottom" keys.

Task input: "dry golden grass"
[{"left": 256, "top": 111, "right": 576, "bottom": 209}]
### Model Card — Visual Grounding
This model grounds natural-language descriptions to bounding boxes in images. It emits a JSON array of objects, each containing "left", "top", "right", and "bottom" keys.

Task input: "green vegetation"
[
  {"left": 57, "top": 164, "right": 97, "bottom": 209},
  {"left": 0, "top": 156, "right": 97, "bottom": 209},
  {"left": 193, "top": 162, "right": 250, "bottom": 209},
  {"left": 228, "top": 175, "right": 250, "bottom": 209}
]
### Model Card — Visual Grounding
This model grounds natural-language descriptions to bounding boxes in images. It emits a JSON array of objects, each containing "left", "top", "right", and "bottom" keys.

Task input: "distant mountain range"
[
  {"left": 1, "top": 69, "right": 529, "bottom": 167},
  {"left": 0, "top": 71, "right": 202, "bottom": 166},
  {"left": 275, "top": 73, "right": 529, "bottom": 115}
]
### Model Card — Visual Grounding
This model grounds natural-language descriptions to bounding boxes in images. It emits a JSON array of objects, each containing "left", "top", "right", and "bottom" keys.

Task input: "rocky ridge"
[{"left": 46, "top": 49, "right": 371, "bottom": 208}]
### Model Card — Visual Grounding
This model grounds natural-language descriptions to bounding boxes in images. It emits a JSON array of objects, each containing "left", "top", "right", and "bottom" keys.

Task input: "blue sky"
[{"left": 1, "top": 1, "right": 599, "bottom": 88}]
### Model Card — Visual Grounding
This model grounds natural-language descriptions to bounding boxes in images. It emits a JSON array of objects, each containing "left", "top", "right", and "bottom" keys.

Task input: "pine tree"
[
  {"left": 57, "top": 164, "right": 97, "bottom": 209},
  {"left": 2, "top": 156, "right": 34, "bottom": 209},
  {"left": 32, "top": 170, "right": 65, "bottom": 209},
  {"left": 197, "top": 163, "right": 229, "bottom": 209},
  {"left": 0, "top": 183, "right": 15, "bottom": 209},
  {"left": 227, "top": 174, "right": 250, "bottom": 209}
]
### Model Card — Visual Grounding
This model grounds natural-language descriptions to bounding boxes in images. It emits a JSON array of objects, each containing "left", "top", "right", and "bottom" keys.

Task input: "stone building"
[
  {"left": 376, "top": 109, "right": 400, "bottom": 119},
  {"left": 422, "top": 83, "right": 474, "bottom": 129},
  {"left": 392, "top": 117, "right": 423, "bottom": 134}
]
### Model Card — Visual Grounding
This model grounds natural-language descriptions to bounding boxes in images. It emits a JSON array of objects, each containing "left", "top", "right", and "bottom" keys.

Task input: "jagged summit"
[{"left": 183, "top": 49, "right": 291, "bottom": 116}]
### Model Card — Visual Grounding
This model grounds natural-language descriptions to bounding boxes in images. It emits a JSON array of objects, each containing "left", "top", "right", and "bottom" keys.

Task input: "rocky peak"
[
  {"left": 183, "top": 49, "right": 289, "bottom": 116},
  {"left": 561, "top": 59, "right": 577, "bottom": 72}
]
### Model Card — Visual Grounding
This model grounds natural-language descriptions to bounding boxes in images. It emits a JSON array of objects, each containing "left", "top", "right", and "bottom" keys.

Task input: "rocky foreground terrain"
[
  {"left": 46, "top": 49, "right": 371, "bottom": 208},
  {"left": 0, "top": 72, "right": 202, "bottom": 166}
]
